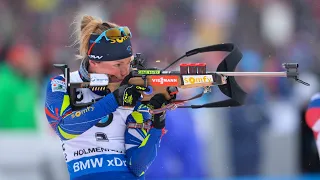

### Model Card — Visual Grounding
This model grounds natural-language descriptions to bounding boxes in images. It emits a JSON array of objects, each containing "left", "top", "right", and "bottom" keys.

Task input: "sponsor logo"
[
  {"left": 51, "top": 79, "right": 65, "bottom": 85},
  {"left": 72, "top": 106, "right": 94, "bottom": 118},
  {"left": 123, "top": 92, "right": 133, "bottom": 105},
  {"left": 90, "top": 74, "right": 109, "bottom": 86},
  {"left": 73, "top": 157, "right": 126, "bottom": 172},
  {"left": 51, "top": 79, "right": 66, "bottom": 92},
  {"left": 150, "top": 76, "right": 179, "bottom": 86},
  {"left": 95, "top": 132, "right": 109, "bottom": 142},
  {"left": 135, "top": 86, "right": 147, "bottom": 91},
  {"left": 95, "top": 113, "right": 113, "bottom": 128},
  {"left": 73, "top": 147, "right": 124, "bottom": 158},
  {"left": 182, "top": 75, "right": 213, "bottom": 85},
  {"left": 91, "top": 78, "right": 107, "bottom": 82},
  {"left": 138, "top": 70, "right": 161, "bottom": 75},
  {"left": 88, "top": 55, "right": 103, "bottom": 60},
  {"left": 73, "top": 158, "right": 103, "bottom": 172},
  {"left": 109, "top": 36, "right": 130, "bottom": 44},
  {"left": 74, "top": 147, "right": 113, "bottom": 157},
  {"left": 106, "top": 157, "right": 126, "bottom": 167}
]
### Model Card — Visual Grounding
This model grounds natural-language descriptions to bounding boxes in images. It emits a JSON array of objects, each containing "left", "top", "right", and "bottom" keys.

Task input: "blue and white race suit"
[{"left": 45, "top": 71, "right": 164, "bottom": 180}]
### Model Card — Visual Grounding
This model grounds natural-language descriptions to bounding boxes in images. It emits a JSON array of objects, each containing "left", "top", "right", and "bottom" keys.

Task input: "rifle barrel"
[{"left": 214, "top": 71, "right": 287, "bottom": 77}]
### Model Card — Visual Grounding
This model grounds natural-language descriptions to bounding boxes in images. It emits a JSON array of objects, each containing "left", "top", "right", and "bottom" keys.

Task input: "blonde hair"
[{"left": 73, "top": 15, "right": 119, "bottom": 60}]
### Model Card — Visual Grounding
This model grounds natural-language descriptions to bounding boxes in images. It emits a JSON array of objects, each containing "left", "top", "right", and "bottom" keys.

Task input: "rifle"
[{"left": 54, "top": 43, "right": 309, "bottom": 114}]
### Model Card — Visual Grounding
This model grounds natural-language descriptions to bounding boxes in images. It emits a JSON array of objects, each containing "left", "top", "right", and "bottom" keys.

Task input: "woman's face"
[{"left": 88, "top": 56, "right": 131, "bottom": 83}]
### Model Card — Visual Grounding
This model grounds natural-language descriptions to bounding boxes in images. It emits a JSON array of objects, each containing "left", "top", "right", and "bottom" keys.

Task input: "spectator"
[{"left": 0, "top": 43, "right": 41, "bottom": 130}]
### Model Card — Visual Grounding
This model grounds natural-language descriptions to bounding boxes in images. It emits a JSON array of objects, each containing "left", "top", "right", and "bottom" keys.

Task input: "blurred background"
[{"left": 0, "top": 0, "right": 320, "bottom": 180}]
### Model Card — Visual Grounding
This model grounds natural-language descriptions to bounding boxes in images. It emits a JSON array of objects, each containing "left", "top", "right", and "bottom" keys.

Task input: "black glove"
[
  {"left": 113, "top": 84, "right": 149, "bottom": 107},
  {"left": 148, "top": 94, "right": 169, "bottom": 129}
]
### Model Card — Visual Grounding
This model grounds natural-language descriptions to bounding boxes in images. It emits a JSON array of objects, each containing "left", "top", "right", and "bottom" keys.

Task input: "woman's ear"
[
  {"left": 89, "top": 60, "right": 100, "bottom": 67},
  {"left": 88, "top": 60, "right": 100, "bottom": 73}
]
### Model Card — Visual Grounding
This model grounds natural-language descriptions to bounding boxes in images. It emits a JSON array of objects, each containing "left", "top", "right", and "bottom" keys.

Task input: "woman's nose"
[{"left": 120, "top": 66, "right": 129, "bottom": 76}]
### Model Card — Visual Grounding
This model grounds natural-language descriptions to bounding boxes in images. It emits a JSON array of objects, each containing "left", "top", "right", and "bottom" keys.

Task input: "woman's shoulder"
[
  {"left": 45, "top": 70, "right": 82, "bottom": 97},
  {"left": 47, "top": 70, "right": 81, "bottom": 85}
]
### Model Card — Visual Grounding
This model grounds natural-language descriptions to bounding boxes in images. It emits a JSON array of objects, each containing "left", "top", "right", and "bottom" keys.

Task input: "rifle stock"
[{"left": 107, "top": 75, "right": 224, "bottom": 101}]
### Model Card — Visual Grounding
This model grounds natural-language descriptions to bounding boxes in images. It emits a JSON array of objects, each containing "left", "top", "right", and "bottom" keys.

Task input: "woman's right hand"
[{"left": 112, "top": 84, "right": 149, "bottom": 107}]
